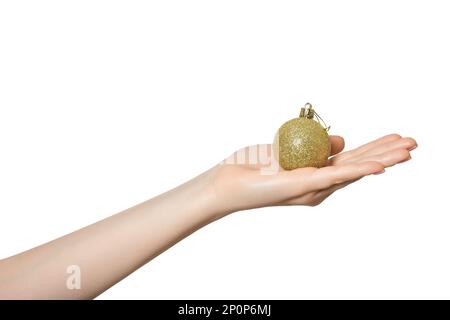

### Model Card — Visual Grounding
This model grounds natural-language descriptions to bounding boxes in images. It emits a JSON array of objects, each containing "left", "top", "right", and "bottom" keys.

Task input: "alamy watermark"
[
  {"left": 66, "top": 265, "right": 81, "bottom": 290},
  {"left": 220, "top": 143, "right": 281, "bottom": 175}
]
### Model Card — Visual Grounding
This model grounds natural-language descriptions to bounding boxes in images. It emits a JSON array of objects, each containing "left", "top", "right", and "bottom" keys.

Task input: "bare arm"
[
  {"left": 0, "top": 168, "right": 222, "bottom": 299},
  {"left": 0, "top": 134, "right": 417, "bottom": 299}
]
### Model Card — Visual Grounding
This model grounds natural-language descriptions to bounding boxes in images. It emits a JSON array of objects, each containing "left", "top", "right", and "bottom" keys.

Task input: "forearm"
[{"left": 0, "top": 168, "right": 223, "bottom": 299}]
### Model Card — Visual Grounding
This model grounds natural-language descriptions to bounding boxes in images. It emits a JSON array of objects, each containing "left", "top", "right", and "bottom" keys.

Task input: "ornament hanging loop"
[{"left": 299, "top": 102, "right": 331, "bottom": 132}]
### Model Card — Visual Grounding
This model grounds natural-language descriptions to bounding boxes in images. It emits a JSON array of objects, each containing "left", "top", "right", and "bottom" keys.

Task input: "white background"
[{"left": 0, "top": 1, "right": 449, "bottom": 299}]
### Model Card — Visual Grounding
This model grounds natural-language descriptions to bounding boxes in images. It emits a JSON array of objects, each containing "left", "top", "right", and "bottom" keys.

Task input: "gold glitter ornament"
[{"left": 273, "top": 103, "right": 330, "bottom": 170}]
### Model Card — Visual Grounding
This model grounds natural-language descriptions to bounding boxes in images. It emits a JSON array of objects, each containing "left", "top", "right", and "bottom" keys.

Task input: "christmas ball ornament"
[{"left": 274, "top": 103, "right": 330, "bottom": 170}]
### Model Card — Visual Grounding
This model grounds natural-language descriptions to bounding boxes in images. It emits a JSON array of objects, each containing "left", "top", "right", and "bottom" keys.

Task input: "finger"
[
  {"left": 329, "top": 135, "right": 345, "bottom": 156},
  {"left": 296, "top": 161, "right": 384, "bottom": 193},
  {"left": 331, "top": 133, "right": 402, "bottom": 164},
  {"left": 313, "top": 179, "right": 358, "bottom": 201},
  {"left": 280, "top": 179, "right": 357, "bottom": 206},
  {"left": 347, "top": 137, "right": 417, "bottom": 162},
  {"left": 350, "top": 148, "right": 411, "bottom": 168}
]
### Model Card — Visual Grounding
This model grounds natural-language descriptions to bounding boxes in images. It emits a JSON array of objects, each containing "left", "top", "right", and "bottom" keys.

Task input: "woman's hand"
[
  {"left": 212, "top": 134, "right": 417, "bottom": 213},
  {"left": 0, "top": 133, "right": 417, "bottom": 299}
]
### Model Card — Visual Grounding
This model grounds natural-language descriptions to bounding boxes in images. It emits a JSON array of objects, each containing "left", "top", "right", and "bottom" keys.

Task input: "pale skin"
[{"left": 0, "top": 134, "right": 417, "bottom": 299}]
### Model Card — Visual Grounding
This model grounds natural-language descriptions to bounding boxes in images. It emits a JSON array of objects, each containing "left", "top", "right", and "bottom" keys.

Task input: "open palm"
[{"left": 213, "top": 134, "right": 417, "bottom": 212}]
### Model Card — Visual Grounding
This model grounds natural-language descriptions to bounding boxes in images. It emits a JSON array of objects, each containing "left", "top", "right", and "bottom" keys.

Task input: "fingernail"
[
  {"left": 373, "top": 169, "right": 385, "bottom": 175},
  {"left": 409, "top": 145, "right": 417, "bottom": 151}
]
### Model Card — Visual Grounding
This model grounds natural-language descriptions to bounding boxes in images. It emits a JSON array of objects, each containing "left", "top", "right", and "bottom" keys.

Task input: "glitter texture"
[{"left": 274, "top": 117, "right": 330, "bottom": 170}]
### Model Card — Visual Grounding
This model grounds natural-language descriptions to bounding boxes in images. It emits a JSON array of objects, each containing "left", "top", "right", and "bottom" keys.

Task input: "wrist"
[
  {"left": 152, "top": 166, "right": 230, "bottom": 230},
  {"left": 184, "top": 166, "right": 232, "bottom": 223}
]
